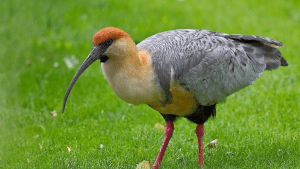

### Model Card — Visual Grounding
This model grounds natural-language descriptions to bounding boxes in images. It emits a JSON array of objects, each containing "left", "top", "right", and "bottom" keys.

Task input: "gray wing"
[{"left": 137, "top": 29, "right": 287, "bottom": 105}]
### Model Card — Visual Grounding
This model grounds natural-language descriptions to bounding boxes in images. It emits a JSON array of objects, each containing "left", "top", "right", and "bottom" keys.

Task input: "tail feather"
[
  {"left": 280, "top": 57, "right": 288, "bottom": 66},
  {"left": 217, "top": 33, "right": 288, "bottom": 70},
  {"left": 263, "top": 46, "right": 284, "bottom": 70},
  {"left": 260, "top": 45, "right": 288, "bottom": 70}
]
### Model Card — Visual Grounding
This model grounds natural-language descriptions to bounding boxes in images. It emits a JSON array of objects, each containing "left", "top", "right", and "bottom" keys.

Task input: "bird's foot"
[
  {"left": 199, "top": 162, "right": 204, "bottom": 168},
  {"left": 153, "top": 163, "right": 159, "bottom": 169}
]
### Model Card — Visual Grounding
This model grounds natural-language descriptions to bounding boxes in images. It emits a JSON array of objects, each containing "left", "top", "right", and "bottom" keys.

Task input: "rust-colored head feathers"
[{"left": 92, "top": 27, "right": 131, "bottom": 45}]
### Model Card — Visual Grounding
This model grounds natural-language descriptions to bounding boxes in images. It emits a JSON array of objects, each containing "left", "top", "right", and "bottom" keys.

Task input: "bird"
[{"left": 62, "top": 27, "right": 288, "bottom": 168}]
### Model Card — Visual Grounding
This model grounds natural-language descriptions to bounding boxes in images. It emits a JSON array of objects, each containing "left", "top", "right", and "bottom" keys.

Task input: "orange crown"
[{"left": 92, "top": 27, "right": 131, "bottom": 45}]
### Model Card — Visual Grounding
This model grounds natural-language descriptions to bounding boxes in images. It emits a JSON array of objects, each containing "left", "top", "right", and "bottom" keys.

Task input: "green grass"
[{"left": 1, "top": 0, "right": 299, "bottom": 168}]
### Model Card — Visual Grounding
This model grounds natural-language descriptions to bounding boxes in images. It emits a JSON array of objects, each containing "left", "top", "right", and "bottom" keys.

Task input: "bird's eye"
[{"left": 104, "top": 39, "right": 113, "bottom": 46}]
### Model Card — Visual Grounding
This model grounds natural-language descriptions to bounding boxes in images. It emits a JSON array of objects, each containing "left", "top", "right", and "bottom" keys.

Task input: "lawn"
[{"left": 0, "top": 0, "right": 299, "bottom": 168}]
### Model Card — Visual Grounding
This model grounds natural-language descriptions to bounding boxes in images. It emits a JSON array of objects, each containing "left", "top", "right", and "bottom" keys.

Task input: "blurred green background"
[{"left": 0, "top": 0, "right": 299, "bottom": 168}]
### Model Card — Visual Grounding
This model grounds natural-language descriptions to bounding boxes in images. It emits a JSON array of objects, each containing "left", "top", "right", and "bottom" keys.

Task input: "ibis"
[{"left": 62, "top": 27, "right": 288, "bottom": 168}]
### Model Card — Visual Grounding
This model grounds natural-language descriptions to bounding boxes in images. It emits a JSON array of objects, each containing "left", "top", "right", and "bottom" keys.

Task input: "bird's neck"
[
  {"left": 101, "top": 38, "right": 158, "bottom": 105},
  {"left": 103, "top": 37, "right": 145, "bottom": 76}
]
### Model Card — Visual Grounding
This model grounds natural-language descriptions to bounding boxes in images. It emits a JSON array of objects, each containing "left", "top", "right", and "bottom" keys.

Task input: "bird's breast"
[{"left": 101, "top": 50, "right": 160, "bottom": 105}]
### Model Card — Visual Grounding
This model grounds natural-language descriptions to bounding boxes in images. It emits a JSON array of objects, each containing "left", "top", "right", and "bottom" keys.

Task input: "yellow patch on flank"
[{"left": 150, "top": 80, "right": 197, "bottom": 116}]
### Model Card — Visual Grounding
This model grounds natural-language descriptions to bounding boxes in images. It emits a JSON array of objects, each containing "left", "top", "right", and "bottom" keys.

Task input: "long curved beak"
[{"left": 62, "top": 47, "right": 101, "bottom": 113}]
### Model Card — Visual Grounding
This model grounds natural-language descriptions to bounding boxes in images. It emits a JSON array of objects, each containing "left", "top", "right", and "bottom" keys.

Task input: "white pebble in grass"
[
  {"left": 53, "top": 62, "right": 59, "bottom": 67},
  {"left": 136, "top": 160, "right": 151, "bottom": 169},
  {"left": 66, "top": 146, "right": 71, "bottom": 152},
  {"left": 226, "top": 152, "right": 233, "bottom": 156},
  {"left": 205, "top": 139, "right": 218, "bottom": 148},
  {"left": 100, "top": 144, "right": 104, "bottom": 149},
  {"left": 38, "top": 144, "right": 43, "bottom": 149},
  {"left": 50, "top": 110, "right": 57, "bottom": 117},
  {"left": 64, "top": 55, "right": 79, "bottom": 69}
]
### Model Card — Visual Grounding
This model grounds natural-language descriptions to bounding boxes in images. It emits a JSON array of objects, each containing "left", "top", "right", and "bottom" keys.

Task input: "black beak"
[{"left": 62, "top": 46, "right": 105, "bottom": 113}]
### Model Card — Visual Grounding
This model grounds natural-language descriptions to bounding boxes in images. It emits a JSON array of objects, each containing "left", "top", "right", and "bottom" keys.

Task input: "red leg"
[
  {"left": 196, "top": 124, "right": 204, "bottom": 167},
  {"left": 153, "top": 121, "right": 174, "bottom": 169}
]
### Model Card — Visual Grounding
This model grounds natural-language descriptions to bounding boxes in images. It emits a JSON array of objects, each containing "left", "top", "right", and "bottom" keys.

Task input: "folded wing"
[{"left": 137, "top": 29, "right": 287, "bottom": 105}]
